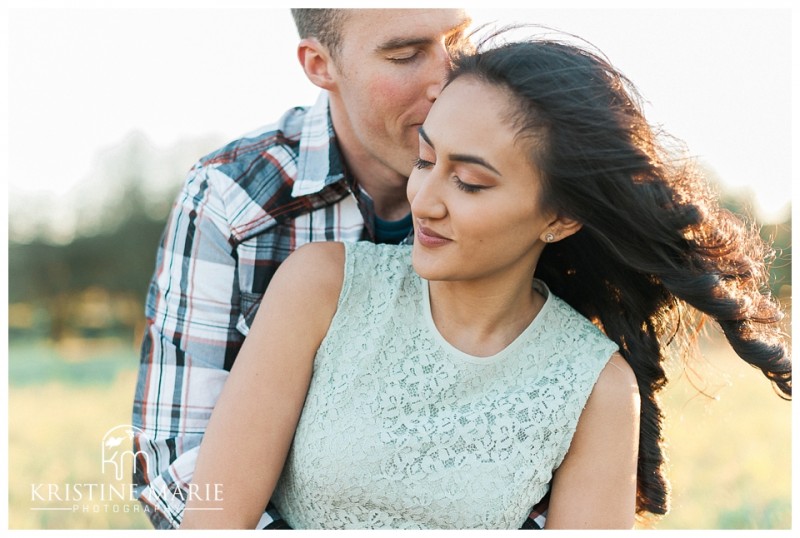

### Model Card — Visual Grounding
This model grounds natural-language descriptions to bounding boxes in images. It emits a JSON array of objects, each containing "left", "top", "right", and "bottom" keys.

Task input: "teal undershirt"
[{"left": 374, "top": 213, "right": 413, "bottom": 244}]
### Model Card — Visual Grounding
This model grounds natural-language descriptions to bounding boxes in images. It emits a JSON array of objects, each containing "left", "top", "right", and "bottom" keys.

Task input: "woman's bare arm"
[
  {"left": 180, "top": 242, "right": 345, "bottom": 529},
  {"left": 545, "top": 352, "right": 640, "bottom": 529}
]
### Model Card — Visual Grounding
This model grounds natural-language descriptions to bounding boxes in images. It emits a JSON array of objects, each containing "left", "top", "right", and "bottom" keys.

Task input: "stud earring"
[{"left": 544, "top": 232, "right": 555, "bottom": 243}]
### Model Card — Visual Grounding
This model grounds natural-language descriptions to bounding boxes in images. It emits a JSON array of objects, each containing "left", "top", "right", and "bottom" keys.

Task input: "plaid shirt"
[{"left": 132, "top": 91, "right": 549, "bottom": 530}]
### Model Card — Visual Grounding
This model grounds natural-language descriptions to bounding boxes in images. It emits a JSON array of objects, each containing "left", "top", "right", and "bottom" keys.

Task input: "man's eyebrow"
[
  {"left": 376, "top": 19, "right": 473, "bottom": 53},
  {"left": 418, "top": 126, "right": 501, "bottom": 176},
  {"left": 375, "top": 36, "right": 434, "bottom": 53}
]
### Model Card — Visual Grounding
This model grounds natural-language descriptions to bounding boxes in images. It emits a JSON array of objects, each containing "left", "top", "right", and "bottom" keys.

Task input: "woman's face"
[{"left": 408, "top": 76, "right": 557, "bottom": 284}]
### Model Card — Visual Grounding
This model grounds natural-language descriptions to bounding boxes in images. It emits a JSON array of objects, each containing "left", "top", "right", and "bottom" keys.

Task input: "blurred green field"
[
  {"left": 8, "top": 342, "right": 151, "bottom": 530},
  {"left": 654, "top": 339, "right": 792, "bottom": 529},
  {"left": 7, "top": 334, "right": 791, "bottom": 530}
]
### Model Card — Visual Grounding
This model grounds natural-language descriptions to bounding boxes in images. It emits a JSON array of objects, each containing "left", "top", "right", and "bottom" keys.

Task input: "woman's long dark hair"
[{"left": 451, "top": 37, "right": 791, "bottom": 517}]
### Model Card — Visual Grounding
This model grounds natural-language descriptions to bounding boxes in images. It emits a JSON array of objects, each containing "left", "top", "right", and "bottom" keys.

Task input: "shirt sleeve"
[{"left": 130, "top": 162, "right": 283, "bottom": 528}]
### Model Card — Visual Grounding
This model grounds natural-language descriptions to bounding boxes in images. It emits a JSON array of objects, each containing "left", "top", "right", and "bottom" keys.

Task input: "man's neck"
[
  {"left": 330, "top": 101, "right": 411, "bottom": 221},
  {"left": 341, "top": 146, "right": 411, "bottom": 220},
  {"left": 356, "top": 177, "right": 411, "bottom": 221}
]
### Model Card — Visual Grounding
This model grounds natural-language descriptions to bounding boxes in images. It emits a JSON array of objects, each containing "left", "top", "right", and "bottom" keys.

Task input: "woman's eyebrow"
[
  {"left": 419, "top": 126, "right": 435, "bottom": 148},
  {"left": 418, "top": 126, "right": 502, "bottom": 176}
]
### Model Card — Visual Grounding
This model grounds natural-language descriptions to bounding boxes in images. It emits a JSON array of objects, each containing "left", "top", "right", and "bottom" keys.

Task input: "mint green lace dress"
[{"left": 271, "top": 241, "right": 618, "bottom": 529}]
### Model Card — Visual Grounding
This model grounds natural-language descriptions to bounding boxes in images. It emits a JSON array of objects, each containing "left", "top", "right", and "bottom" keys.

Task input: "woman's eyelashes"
[
  {"left": 453, "top": 177, "right": 485, "bottom": 193},
  {"left": 413, "top": 157, "right": 486, "bottom": 194},
  {"left": 413, "top": 157, "right": 434, "bottom": 170}
]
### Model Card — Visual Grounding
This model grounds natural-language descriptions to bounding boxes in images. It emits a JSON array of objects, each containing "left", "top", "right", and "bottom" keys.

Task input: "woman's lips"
[{"left": 416, "top": 225, "right": 451, "bottom": 247}]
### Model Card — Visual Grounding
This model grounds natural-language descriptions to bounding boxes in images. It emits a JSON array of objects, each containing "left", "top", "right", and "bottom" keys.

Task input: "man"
[{"left": 132, "top": 9, "right": 547, "bottom": 529}]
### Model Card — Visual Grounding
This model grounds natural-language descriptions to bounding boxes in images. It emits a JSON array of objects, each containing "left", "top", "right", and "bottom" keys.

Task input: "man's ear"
[
  {"left": 297, "top": 38, "right": 337, "bottom": 91},
  {"left": 541, "top": 215, "right": 583, "bottom": 244}
]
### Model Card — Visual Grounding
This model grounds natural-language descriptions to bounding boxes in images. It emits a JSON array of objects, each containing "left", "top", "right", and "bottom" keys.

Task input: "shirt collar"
[{"left": 291, "top": 91, "right": 348, "bottom": 197}]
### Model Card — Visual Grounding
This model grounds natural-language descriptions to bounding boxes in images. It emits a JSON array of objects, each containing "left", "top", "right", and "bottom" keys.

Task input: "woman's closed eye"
[
  {"left": 452, "top": 177, "right": 486, "bottom": 194},
  {"left": 413, "top": 157, "right": 487, "bottom": 193}
]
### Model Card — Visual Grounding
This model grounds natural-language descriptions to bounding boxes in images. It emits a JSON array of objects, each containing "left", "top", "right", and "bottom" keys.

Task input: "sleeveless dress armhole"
[{"left": 552, "top": 339, "right": 620, "bottom": 469}]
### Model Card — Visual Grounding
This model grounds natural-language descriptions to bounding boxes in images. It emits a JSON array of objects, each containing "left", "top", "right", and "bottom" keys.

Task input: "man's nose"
[{"left": 424, "top": 43, "right": 453, "bottom": 102}]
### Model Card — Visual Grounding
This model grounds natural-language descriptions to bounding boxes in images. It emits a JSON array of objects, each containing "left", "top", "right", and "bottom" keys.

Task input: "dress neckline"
[{"left": 420, "top": 278, "right": 553, "bottom": 365}]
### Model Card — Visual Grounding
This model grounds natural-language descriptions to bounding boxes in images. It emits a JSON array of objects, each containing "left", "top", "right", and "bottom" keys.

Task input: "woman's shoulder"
[
  {"left": 533, "top": 281, "right": 621, "bottom": 382},
  {"left": 591, "top": 352, "right": 639, "bottom": 412},
  {"left": 274, "top": 242, "right": 346, "bottom": 311},
  {"left": 537, "top": 281, "right": 616, "bottom": 345},
  {"left": 344, "top": 241, "right": 412, "bottom": 261},
  {"left": 279, "top": 241, "right": 413, "bottom": 304},
  {"left": 289, "top": 241, "right": 346, "bottom": 266},
  {"left": 340, "top": 241, "right": 414, "bottom": 281}
]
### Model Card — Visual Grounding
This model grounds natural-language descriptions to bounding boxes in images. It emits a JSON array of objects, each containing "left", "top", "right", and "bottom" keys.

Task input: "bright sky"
[{"left": 5, "top": 2, "right": 796, "bottom": 228}]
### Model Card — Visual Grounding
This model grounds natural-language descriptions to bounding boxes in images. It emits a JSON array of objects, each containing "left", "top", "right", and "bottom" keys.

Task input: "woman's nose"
[{"left": 409, "top": 169, "right": 447, "bottom": 220}]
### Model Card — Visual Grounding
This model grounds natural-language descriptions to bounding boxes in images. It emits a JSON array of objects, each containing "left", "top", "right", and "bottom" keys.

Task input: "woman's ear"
[
  {"left": 297, "top": 38, "right": 337, "bottom": 91},
  {"left": 541, "top": 215, "right": 582, "bottom": 244}
]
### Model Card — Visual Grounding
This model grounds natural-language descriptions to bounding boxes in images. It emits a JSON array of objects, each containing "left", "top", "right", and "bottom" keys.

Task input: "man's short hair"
[{"left": 291, "top": 8, "right": 351, "bottom": 60}]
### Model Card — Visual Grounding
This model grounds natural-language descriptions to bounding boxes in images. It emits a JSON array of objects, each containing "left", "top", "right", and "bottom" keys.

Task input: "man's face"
[{"left": 328, "top": 9, "right": 472, "bottom": 184}]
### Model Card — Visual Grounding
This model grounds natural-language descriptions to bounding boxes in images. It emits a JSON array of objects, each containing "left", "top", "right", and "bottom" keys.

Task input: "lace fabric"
[{"left": 272, "top": 241, "right": 618, "bottom": 529}]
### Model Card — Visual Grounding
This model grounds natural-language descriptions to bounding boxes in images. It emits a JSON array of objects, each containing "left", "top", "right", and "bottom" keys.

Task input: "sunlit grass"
[
  {"left": 8, "top": 345, "right": 151, "bottom": 530},
  {"left": 653, "top": 337, "right": 792, "bottom": 529},
  {"left": 7, "top": 336, "right": 792, "bottom": 529}
]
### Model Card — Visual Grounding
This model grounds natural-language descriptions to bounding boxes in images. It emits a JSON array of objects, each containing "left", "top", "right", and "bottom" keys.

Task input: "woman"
[{"left": 181, "top": 38, "right": 791, "bottom": 529}]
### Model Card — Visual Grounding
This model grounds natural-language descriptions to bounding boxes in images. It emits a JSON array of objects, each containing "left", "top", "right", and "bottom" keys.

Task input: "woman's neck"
[{"left": 428, "top": 271, "right": 545, "bottom": 358}]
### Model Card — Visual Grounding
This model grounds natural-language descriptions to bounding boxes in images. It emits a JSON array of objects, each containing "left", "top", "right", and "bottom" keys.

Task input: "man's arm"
[{"left": 132, "top": 163, "right": 254, "bottom": 528}]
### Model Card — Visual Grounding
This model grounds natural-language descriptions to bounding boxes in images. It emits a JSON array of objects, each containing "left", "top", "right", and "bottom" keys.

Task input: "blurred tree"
[
  {"left": 8, "top": 183, "right": 170, "bottom": 341},
  {"left": 8, "top": 131, "right": 222, "bottom": 342},
  {"left": 719, "top": 189, "right": 791, "bottom": 296}
]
